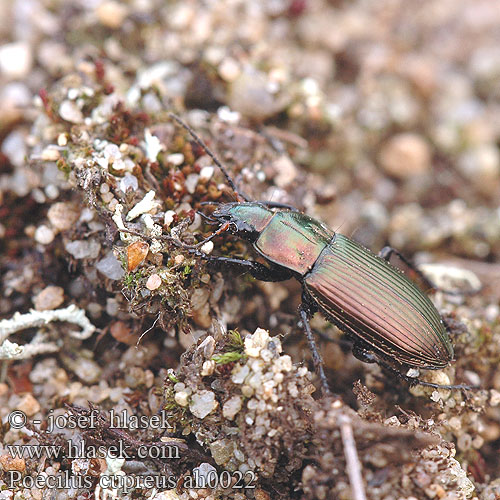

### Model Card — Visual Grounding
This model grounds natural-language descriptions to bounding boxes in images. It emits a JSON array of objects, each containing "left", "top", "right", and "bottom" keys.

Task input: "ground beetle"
[{"left": 167, "top": 113, "right": 476, "bottom": 395}]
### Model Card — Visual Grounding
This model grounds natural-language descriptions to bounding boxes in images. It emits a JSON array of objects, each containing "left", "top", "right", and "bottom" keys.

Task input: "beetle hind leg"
[
  {"left": 351, "top": 343, "right": 377, "bottom": 364},
  {"left": 298, "top": 305, "right": 332, "bottom": 396},
  {"left": 364, "top": 353, "right": 479, "bottom": 391},
  {"left": 379, "top": 246, "right": 478, "bottom": 296},
  {"left": 379, "top": 246, "right": 436, "bottom": 293}
]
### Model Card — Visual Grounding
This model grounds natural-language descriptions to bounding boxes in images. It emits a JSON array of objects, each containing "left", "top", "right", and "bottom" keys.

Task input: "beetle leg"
[
  {"left": 364, "top": 354, "right": 479, "bottom": 391},
  {"left": 202, "top": 256, "right": 294, "bottom": 282},
  {"left": 379, "top": 246, "right": 478, "bottom": 296},
  {"left": 298, "top": 305, "right": 331, "bottom": 396},
  {"left": 351, "top": 344, "right": 377, "bottom": 364},
  {"left": 379, "top": 246, "right": 437, "bottom": 292}
]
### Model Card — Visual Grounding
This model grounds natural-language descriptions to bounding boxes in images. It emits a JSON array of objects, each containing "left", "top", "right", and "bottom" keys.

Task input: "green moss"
[
  {"left": 212, "top": 351, "right": 245, "bottom": 364},
  {"left": 123, "top": 269, "right": 143, "bottom": 288}
]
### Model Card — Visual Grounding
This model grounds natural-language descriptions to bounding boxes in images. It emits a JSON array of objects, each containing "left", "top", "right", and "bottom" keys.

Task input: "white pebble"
[
  {"left": 185, "top": 173, "right": 199, "bottom": 194},
  {"left": 189, "top": 390, "right": 216, "bottom": 419},
  {"left": 201, "top": 360, "right": 216, "bottom": 377},
  {"left": 119, "top": 174, "right": 138, "bottom": 192},
  {"left": 146, "top": 274, "right": 162, "bottom": 290},
  {"left": 45, "top": 185, "right": 59, "bottom": 200},
  {"left": 164, "top": 210, "right": 176, "bottom": 227},
  {"left": 34, "top": 225, "right": 55, "bottom": 245},
  {"left": 126, "top": 190, "right": 158, "bottom": 221},
  {"left": 174, "top": 391, "right": 190, "bottom": 407},
  {"left": 200, "top": 241, "right": 214, "bottom": 255},
  {"left": 222, "top": 396, "right": 242, "bottom": 420},
  {"left": 167, "top": 153, "right": 184, "bottom": 166},
  {"left": 41, "top": 148, "right": 60, "bottom": 162},
  {"left": 244, "top": 328, "right": 269, "bottom": 357},
  {"left": 199, "top": 166, "right": 214, "bottom": 181},
  {"left": 0, "top": 42, "right": 33, "bottom": 79},
  {"left": 143, "top": 129, "right": 163, "bottom": 161},
  {"left": 96, "top": 1, "right": 129, "bottom": 29},
  {"left": 59, "top": 100, "right": 84, "bottom": 123}
]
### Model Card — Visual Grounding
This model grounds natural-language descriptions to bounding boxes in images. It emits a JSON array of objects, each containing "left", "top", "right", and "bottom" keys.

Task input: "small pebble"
[
  {"left": 15, "top": 393, "right": 40, "bottom": 417},
  {"left": 229, "top": 67, "right": 287, "bottom": 119},
  {"left": 245, "top": 328, "right": 270, "bottom": 357},
  {"left": 0, "top": 42, "right": 33, "bottom": 79},
  {"left": 34, "top": 225, "right": 55, "bottom": 245},
  {"left": 219, "top": 57, "right": 240, "bottom": 82},
  {"left": 48, "top": 202, "right": 80, "bottom": 232},
  {"left": 96, "top": 1, "right": 129, "bottom": 29},
  {"left": 379, "top": 133, "right": 431, "bottom": 179},
  {"left": 199, "top": 166, "right": 214, "bottom": 182},
  {"left": 33, "top": 285, "right": 64, "bottom": 311},
  {"left": 0, "top": 455, "right": 25, "bottom": 472},
  {"left": 200, "top": 241, "right": 213, "bottom": 254},
  {"left": 209, "top": 439, "right": 234, "bottom": 466},
  {"left": 192, "top": 463, "right": 217, "bottom": 488},
  {"left": 57, "top": 134, "right": 68, "bottom": 146},
  {"left": 167, "top": 153, "right": 184, "bottom": 166},
  {"left": 110, "top": 321, "right": 137, "bottom": 345},
  {"left": 59, "top": 100, "right": 84, "bottom": 123},
  {"left": 175, "top": 391, "right": 190, "bottom": 407},
  {"left": 96, "top": 252, "right": 125, "bottom": 280},
  {"left": 189, "top": 390, "right": 216, "bottom": 419},
  {"left": 201, "top": 360, "right": 216, "bottom": 376},
  {"left": 273, "top": 155, "right": 297, "bottom": 188},
  {"left": 222, "top": 396, "right": 243, "bottom": 420},
  {"left": 164, "top": 210, "right": 176, "bottom": 227},
  {"left": 64, "top": 357, "right": 102, "bottom": 384},
  {"left": 146, "top": 274, "right": 162, "bottom": 290},
  {"left": 185, "top": 173, "right": 199, "bottom": 194},
  {"left": 65, "top": 239, "right": 101, "bottom": 259},
  {"left": 119, "top": 174, "right": 138, "bottom": 192},
  {"left": 490, "top": 389, "right": 500, "bottom": 406},
  {"left": 41, "top": 148, "right": 60, "bottom": 161}
]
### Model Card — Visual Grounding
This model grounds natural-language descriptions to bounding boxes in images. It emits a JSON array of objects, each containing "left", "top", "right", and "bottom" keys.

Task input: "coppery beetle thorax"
[{"left": 254, "top": 211, "right": 334, "bottom": 275}]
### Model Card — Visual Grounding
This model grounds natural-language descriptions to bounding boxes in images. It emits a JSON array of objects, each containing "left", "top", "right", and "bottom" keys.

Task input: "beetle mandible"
[{"left": 168, "top": 113, "right": 474, "bottom": 395}]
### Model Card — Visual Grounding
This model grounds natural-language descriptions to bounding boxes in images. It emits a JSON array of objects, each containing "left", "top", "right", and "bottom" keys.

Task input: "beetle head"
[{"left": 211, "top": 202, "right": 274, "bottom": 241}]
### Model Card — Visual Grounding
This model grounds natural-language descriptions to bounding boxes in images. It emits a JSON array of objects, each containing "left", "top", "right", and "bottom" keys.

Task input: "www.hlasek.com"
[{"left": 6, "top": 439, "right": 180, "bottom": 460}]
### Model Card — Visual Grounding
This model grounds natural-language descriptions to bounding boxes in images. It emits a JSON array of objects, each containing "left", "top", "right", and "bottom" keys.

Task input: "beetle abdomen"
[{"left": 304, "top": 234, "right": 453, "bottom": 368}]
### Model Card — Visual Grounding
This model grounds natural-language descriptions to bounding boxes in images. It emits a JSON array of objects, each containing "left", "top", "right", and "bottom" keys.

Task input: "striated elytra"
[{"left": 168, "top": 114, "right": 470, "bottom": 395}]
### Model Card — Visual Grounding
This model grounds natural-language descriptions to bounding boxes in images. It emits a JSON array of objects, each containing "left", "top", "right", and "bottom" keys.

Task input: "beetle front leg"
[
  {"left": 298, "top": 305, "right": 331, "bottom": 396},
  {"left": 203, "top": 256, "right": 294, "bottom": 282}
]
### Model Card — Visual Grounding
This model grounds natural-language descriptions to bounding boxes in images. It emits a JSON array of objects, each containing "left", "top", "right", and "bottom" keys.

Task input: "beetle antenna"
[
  {"left": 169, "top": 112, "right": 250, "bottom": 202},
  {"left": 197, "top": 210, "right": 217, "bottom": 224}
]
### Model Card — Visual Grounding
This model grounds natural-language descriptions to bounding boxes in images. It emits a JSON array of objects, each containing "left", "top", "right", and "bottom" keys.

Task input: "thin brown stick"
[{"left": 338, "top": 413, "right": 367, "bottom": 500}]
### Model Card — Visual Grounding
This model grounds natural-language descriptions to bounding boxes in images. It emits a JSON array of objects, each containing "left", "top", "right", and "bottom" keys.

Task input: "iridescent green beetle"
[{"left": 168, "top": 114, "right": 473, "bottom": 395}]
